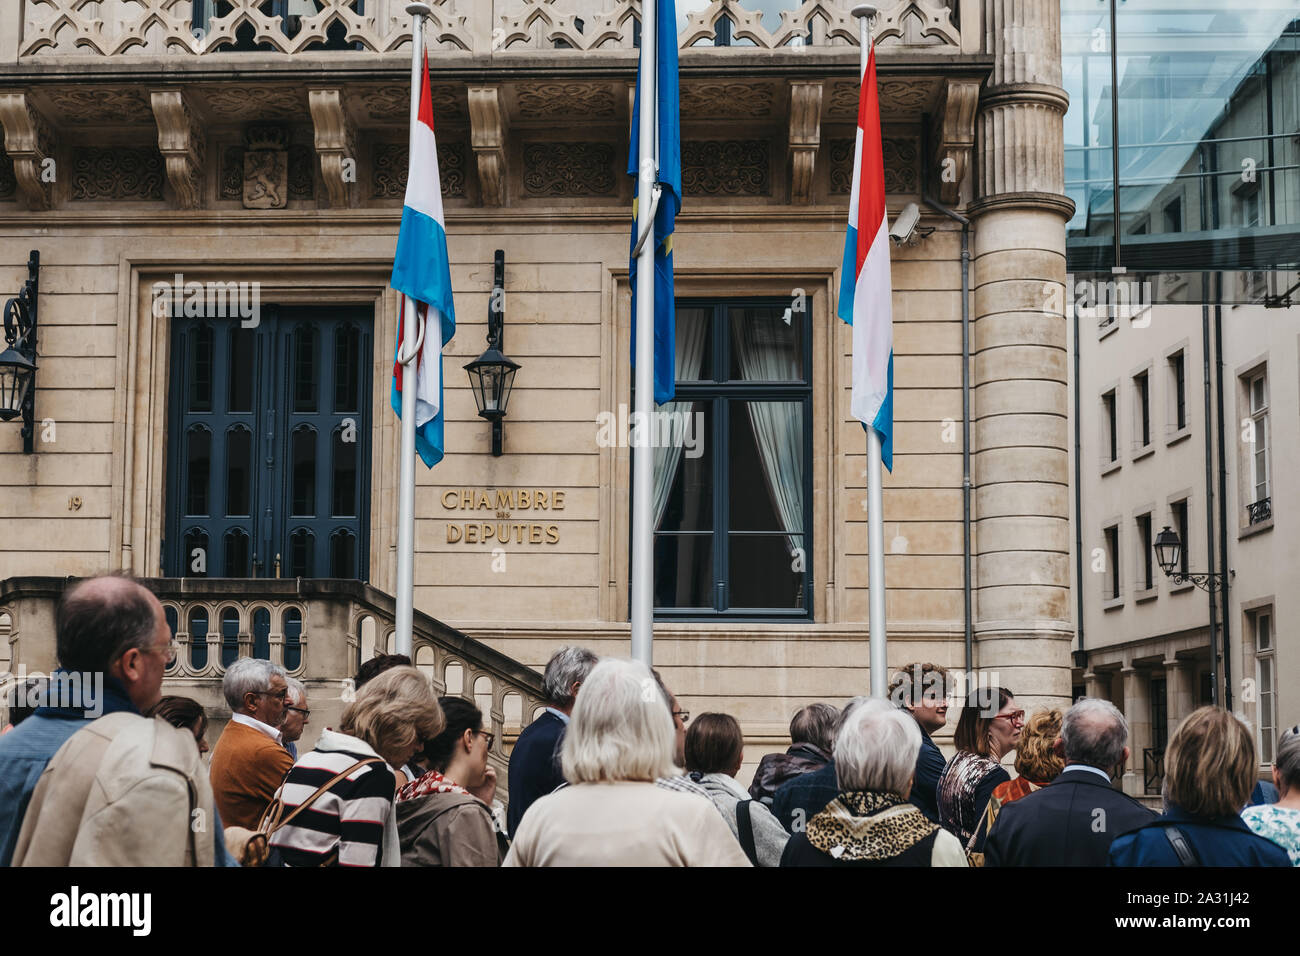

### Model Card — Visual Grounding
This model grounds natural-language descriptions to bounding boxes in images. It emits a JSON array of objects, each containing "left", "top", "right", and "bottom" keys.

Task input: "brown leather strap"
[{"left": 260, "top": 757, "right": 384, "bottom": 836}]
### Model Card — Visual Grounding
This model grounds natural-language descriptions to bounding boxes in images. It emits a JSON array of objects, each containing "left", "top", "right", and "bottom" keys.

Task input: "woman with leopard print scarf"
[{"left": 781, "top": 699, "right": 967, "bottom": 867}]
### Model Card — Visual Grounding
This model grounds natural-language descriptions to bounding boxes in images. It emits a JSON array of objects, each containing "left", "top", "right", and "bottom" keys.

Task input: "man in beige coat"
[
  {"left": 13, "top": 711, "right": 216, "bottom": 867},
  {"left": 12, "top": 577, "right": 216, "bottom": 867}
]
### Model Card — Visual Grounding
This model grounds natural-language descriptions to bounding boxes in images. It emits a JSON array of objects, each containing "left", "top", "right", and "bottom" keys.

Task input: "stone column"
[
  {"left": 1119, "top": 666, "right": 1152, "bottom": 797},
  {"left": 969, "top": 0, "right": 1075, "bottom": 708},
  {"left": 1163, "top": 657, "right": 1194, "bottom": 728},
  {"left": 1083, "top": 670, "right": 1104, "bottom": 700}
]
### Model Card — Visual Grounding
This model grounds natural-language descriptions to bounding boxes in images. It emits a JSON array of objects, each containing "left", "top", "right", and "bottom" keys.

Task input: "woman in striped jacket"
[{"left": 269, "top": 667, "right": 444, "bottom": 867}]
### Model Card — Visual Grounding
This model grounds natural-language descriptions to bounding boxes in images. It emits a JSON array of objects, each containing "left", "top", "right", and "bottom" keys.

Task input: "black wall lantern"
[
  {"left": 0, "top": 250, "right": 39, "bottom": 454},
  {"left": 464, "top": 250, "right": 519, "bottom": 457},
  {"left": 1154, "top": 525, "right": 1225, "bottom": 592}
]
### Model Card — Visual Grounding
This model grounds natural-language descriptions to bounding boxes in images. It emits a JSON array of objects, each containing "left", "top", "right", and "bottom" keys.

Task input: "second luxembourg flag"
[
  {"left": 391, "top": 53, "right": 456, "bottom": 468},
  {"left": 836, "top": 43, "right": 894, "bottom": 471}
]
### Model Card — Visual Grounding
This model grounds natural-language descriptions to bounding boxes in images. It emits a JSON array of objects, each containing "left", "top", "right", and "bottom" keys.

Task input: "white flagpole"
[
  {"left": 853, "top": 4, "right": 888, "bottom": 699},
  {"left": 395, "top": 2, "right": 431, "bottom": 658},
  {"left": 630, "top": 0, "right": 658, "bottom": 668}
]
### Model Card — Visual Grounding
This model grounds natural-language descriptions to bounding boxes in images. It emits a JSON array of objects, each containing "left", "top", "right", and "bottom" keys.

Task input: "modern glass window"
[
  {"left": 1063, "top": 1, "right": 1300, "bottom": 273},
  {"left": 645, "top": 299, "right": 813, "bottom": 620},
  {"left": 1102, "top": 389, "right": 1119, "bottom": 464},
  {"left": 1136, "top": 513, "right": 1153, "bottom": 591},
  {"left": 1167, "top": 350, "right": 1187, "bottom": 431},
  {"left": 1253, "top": 608, "right": 1277, "bottom": 763},
  {"left": 1104, "top": 524, "right": 1121, "bottom": 601},
  {"left": 1134, "top": 370, "right": 1151, "bottom": 447},
  {"left": 166, "top": 306, "right": 372, "bottom": 580}
]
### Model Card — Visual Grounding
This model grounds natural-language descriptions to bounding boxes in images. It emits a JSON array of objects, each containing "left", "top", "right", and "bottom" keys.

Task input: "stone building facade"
[{"left": 0, "top": 0, "right": 1074, "bottom": 778}]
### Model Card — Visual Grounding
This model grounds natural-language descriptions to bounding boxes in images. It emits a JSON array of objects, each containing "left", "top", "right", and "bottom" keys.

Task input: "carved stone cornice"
[
  {"left": 150, "top": 90, "right": 204, "bottom": 210},
  {"left": 308, "top": 88, "right": 357, "bottom": 208},
  {"left": 981, "top": 83, "right": 1070, "bottom": 115},
  {"left": 966, "top": 191, "right": 1075, "bottom": 220},
  {"left": 787, "top": 80, "right": 822, "bottom": 205},
  {"left": 468, "top": 86, "right": 508, "bottom": 207},
  {"left": 0, "top": 92, "right": 53, "bottom": 210},
  {"left": 931, "top": 77, "right": 979, "bottom": 205}
]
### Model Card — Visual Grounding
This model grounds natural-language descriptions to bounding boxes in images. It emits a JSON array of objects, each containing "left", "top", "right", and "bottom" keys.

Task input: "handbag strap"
[
  {"left": 262, "top": 757, "right": 384, "bottom": 836},
  {"left": 736, "top": 799, "right": 759, "bottom": 866},
  {"left": 1163, "top": 825, "right": 1201, "bottom": 866}
]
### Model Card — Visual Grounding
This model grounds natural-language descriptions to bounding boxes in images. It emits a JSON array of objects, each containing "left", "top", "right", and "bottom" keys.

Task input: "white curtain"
[
  {"left": 729, "top": 309, "right": 803, "bottom": 557},
  {"left": 651, "top": 308, "right": 709, "bottom": 530}
]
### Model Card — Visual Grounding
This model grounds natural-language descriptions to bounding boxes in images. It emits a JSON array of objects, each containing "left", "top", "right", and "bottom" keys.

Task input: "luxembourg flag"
[
  {"left": 836, "top": 43, "right": 894, "bottom": 471},
  {"left": 390, "top": 53, "right": 456, "bottom": 468}
]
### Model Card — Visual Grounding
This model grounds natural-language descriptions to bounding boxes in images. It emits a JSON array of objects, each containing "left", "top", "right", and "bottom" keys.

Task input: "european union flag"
[{"left": 628, "top": 0, "right": 681, "bottom": 406}]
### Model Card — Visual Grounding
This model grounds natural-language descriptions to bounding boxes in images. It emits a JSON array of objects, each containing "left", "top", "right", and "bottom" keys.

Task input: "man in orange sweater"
[{"left": 209, "top": 657, "right": 294, "bottom": 829}]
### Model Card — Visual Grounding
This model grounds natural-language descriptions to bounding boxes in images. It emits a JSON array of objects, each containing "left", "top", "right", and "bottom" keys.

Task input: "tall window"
[
  {"left": 1136, "top": 513, "right": 1153, "bottom": 591},
  {"left": 1246, "top": 368, "right": 1270, "bottom": 518},
  {"left": 1167, "top": 350, "right": 1186, "bottom": 431},
  {"left": 166, "top": 306, "right": 372, "bottom": 580},
  {"left": 647, "top": 300, "right": 812, "bottom": 619},
  {"left": 1102, "top": 389, "right": 1119, "bottom": 464},
  {"left": 1103, "top": 524, "right": 1121, "bottom": 601},
  {"left": 1134, "top": 370, "right": 1151, "bottom": 447},
  {"left": 1252, "top": 608, "right": 1277, "bottom": 763},
  {"left": 1171, "top": 499, "right": 1190, "bottom": 577}
]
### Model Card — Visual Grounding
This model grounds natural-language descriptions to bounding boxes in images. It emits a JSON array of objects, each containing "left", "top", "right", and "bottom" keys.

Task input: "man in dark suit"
[
  {"left": 505, "top": 646, "right": 598, "bottom": 839},
  {"left": 985, "top": 698, "right": 1156, "bottom": 866}
]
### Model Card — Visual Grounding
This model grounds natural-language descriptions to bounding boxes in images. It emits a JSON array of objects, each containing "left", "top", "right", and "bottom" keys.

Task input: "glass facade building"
[{"left": 1064, "top": 1, "right": 1300, "bottom": 275}]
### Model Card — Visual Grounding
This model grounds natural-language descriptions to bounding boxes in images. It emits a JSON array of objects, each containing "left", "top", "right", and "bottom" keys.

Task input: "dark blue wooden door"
[{"left": 165, "top": 306, "right": 372, "bottom": 580}]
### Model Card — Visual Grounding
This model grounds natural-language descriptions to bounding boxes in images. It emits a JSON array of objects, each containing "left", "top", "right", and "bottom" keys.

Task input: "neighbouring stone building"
[{"left": 0, "top": 0, "right": 1076, "bottom": 788}]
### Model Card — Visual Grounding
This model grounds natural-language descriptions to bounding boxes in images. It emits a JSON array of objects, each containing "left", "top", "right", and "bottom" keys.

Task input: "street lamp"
[
  {"left": 0, "top": 251, "right": 39, "bottom": 453},
  {"left": 463, "top": 250, "right": 519, "bottom": 457},
  {"left": 1153, "top": 525, "right": 1225, "bottom": 592}
]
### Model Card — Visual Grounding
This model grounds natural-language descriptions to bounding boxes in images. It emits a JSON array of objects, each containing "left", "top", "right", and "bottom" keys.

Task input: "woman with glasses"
[
  {"left": 397, "top": 696, "right": 506, "bottom": 867},
  {"left": 936, "top": 686, "right": 1023, "bottom": 857}
]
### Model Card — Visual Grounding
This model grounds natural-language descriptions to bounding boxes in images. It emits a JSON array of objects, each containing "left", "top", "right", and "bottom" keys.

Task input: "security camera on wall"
[{"left": 889, "top": 202, "right": 921, "bottom": 244}]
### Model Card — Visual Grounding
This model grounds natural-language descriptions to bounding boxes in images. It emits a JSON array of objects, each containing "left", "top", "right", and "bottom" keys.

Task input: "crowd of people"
[{"left": 0, "top": 573, "right": 1297, "bottom": 867}]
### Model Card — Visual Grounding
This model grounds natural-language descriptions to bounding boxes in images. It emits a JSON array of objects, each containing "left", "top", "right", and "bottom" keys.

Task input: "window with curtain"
[{"left": 642, "top": 299, "right": 813, "bottom": 619}]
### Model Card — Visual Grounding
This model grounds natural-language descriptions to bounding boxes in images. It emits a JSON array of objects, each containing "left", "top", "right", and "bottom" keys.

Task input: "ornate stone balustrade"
[
  {"left": 0, "top": 577, "right": 547, "bottom": 781},
  {"left": 14, "top": 0, "right": 969, "bottom": 59}
]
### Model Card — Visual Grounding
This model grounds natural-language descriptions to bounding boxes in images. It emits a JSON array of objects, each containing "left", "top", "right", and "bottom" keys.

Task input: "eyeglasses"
[
  {"left": 257, "top": 689, "right": 290, "bottom": 701},
  {"left": 148, "top": 639, "right": 179, "bottom": 666},
  {"left": 673, "top": 710, "right": 690, "bottom": 724},
  {"left": 994, "top": 710, "right": 1026, "bottom": 725},
  {"left": 285, "top": 706, "right": 310, "bottom": 719},
  {"left": 477, "top": 729, "right": 496, "bottom": 749}
]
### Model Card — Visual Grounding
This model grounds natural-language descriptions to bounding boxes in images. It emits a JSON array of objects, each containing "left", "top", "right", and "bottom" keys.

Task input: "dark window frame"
[{"left": 638, "top": 297, "right": 815, "bottom": 623}]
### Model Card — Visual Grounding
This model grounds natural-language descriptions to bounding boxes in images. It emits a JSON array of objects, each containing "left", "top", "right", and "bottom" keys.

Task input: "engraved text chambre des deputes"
[{"left": 441, "top": 488, "right": 565, "bottom": 545}]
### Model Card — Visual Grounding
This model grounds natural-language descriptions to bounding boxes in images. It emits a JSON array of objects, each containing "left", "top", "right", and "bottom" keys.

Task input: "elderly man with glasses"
[
  {"left": 280, "top": 677, "right": 310, "bottom": 761},
  {"left": 209, "top": 657, "right": 295, "bottom": 829}
]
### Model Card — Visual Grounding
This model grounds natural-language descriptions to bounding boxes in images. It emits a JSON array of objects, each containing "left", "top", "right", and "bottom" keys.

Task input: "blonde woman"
[
  {"left": 503, "top": 658, "right": 750, "bottom": 867},
  {"left": 269, "top": 666, "right": 444, "bottom": 867},
  {"left": 980, "top": 707, "right": 1065, "bottom": 840},
  {"left": 1109, "top": 707, "right": 1290, "bottom": 866}
]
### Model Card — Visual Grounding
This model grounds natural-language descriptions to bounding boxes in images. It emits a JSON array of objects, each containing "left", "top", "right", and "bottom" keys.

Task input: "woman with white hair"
[
  {"left": 780, "top": 698, "right": 968, "bottom": 867},
  {"left": 503, "top": 658, "right": 750, "bottom": 867}
]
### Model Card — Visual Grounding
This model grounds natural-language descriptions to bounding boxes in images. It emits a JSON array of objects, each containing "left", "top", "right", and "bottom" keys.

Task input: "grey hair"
[
  {"left": 1061, "top": 698, "right": 1128, "bottom": 769},
  {"left": 1276, "top": 733, "right": 1300, "bottom": 791},
  {"left": 834, "top": 697, "right": 921, "bottom": 795},
  {"left": 831, "top": 695, "right": 872, "bottom": 747},
  {"left": 560, "top": 658, "right": 677, "bottom": 784},
  {"left": 542, "top": 645, "right": 599, "bottom": 708},
  {"left": 222, "top": 657, "right": 287, "bottom": 711},
  {"left": 285, "top": 676, "right": 306, "bottom": 705},
  {"left": 790, "top": 702, "right": 839, "bottom": 751}
]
